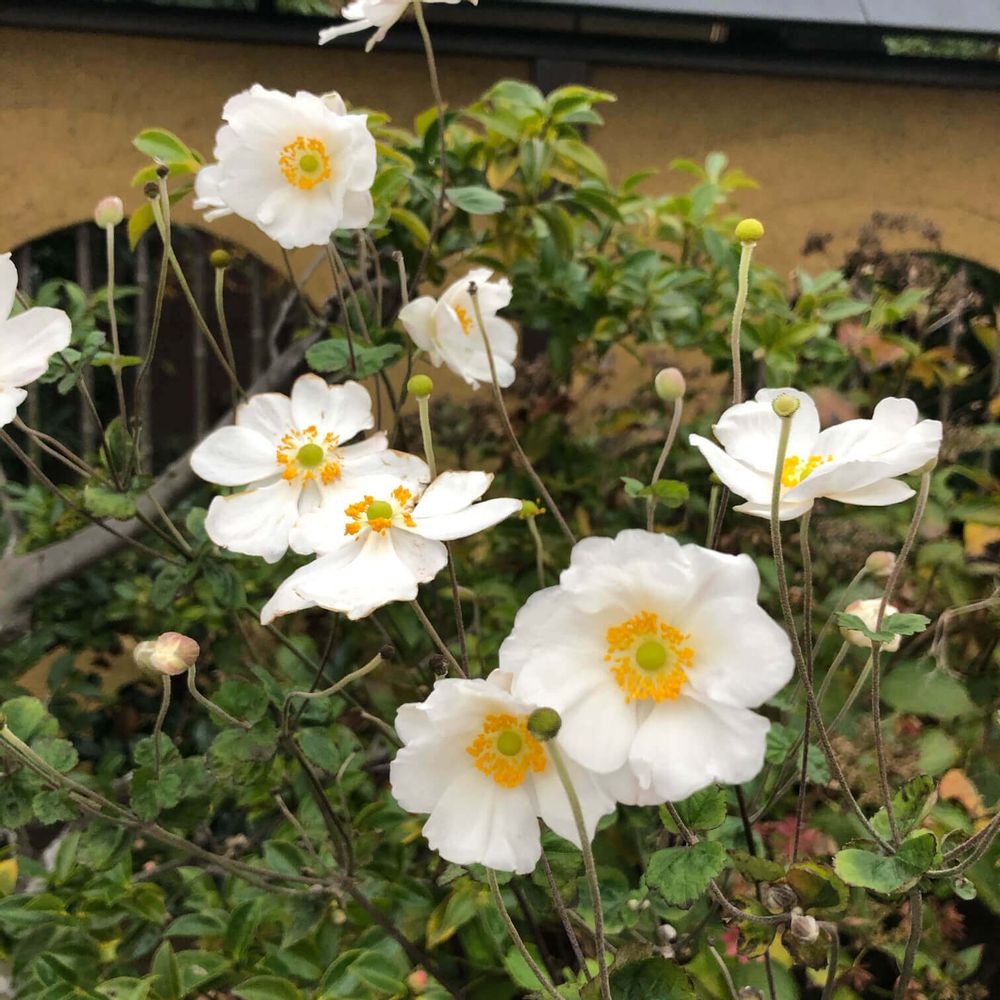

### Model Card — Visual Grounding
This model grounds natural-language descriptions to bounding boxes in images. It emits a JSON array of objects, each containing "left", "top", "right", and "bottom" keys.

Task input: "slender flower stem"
[
  {"left": 416, "top": 396, "right": 436, "bottom": 478},
  {"left": 103, "top": 223, "right": 129, "bottom": 429},
  {"left": 548, "top": 741, "right": 611, "bottom": 1000},
  {"left": 409, "top": 600, "right": 466, "bottom": 678},
  {"left": 213, "top": 264, "right": 240, "bottom": 403},
  {"left": 133, "top": 241, "right": 169, "bottom": 473},
  {"left": 487, "top": 869, "right": 560, "bottom": 1000},
  {"left": 767, "top": 405, "right": 890, "bottom": 850},
  {"left": 894, "top": 889, "right": 923, "bottom": 1000},
  {"left": 282, "top": 653, "right": 384, "bottom": 729},
  {"left": 153, "top": 674, "right": 171, "bottom": 777},
  {"left": 468, "top": 283, "right": 576, "bottom": 547},
  {"left": 871, "top": 469, "right": 932, "bottom": 846},
  {"left": 186, "top": 668, "right": 252, "bottom": 730},
  {"left": 793, "top": 508, "right": 814, "bottom": 862},
  {"left": 708, "top": 942, "right": 740, "bottom": 1000},
  {"left": 820, "top": 923, "right": 840, "bottom": 1000},
  {"left": 705, "top": 482, "right": 720, "bottom": 546},
  {"left": 150, "top": 200, "right": 243, "bottom": 396},
  {"left": 527, "top": 515, "right": 546, "bottom": 588},
  {"left": 445, "top": 549, "right": 470, "bottom": 675},
  {"left": 540, "top": 852, "right": 586, "bottom": 974},
  {"left": 410, "top": 0, "right": 450, "bottom": 297},
  {"left": 940, "top": 810, "right": 1000, "bottom": 864},
  {"left": 646, "top": 396, "right": 683, "bottom": 532},
  {"left": 730, "top": 240, "right": 756, "bottom": 405}
]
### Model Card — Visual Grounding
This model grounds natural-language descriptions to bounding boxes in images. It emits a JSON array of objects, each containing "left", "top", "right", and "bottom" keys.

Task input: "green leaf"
[
  {"left": 83, "top": 484, "right": 137, "bottom": 520},
  {"left": 660, "top": 785, "right": 726, "bottom": 833},
  {"left": 2, "top": 696, "right": 58, "bottom": 741},
  {"left": 389, "top": 207, "right": 429, "bottom": 246},
  {"left": 305, "top": 338, "right": 402, "bottom": 379},
  {"left": 445, "top": 185, "right": 506, "bottom": 215},
  {"left": 871, "top": 774, "right": 936, "bottom": 841},
  {"left": 213, "top": 680, "right": 268, "bottom": 724},
  {"left": 728, "top": 850, "right": 785, "bottom": 884},
  {"left": 783, "top": 862, "right": 849, "bottom": 915},
  {"left": 881, "top": 660, "right": 977, "bottom": 720},
  {"left": 833, "top": 829, "right": 937, "bottom": 895},
  {"left": 834, "top": 611, "right": 930, "bottom": 644},
  {"left": 233, "top": 976, "right": 302, "bottom": 1000},
  {"left": 33, "top": 789, "right": 77, "bottom": 825},
  {"left": 584, "top": 958, "right": 696, "bottom": 999},
  {"left": 202, "top": 560, "right": 246, "bottom": 609},
  {"left": 644, "top": 841, "right": 729, "bottom": 907},
  {"left": 132, "top": 128, "right": 200, "bottom": 166},
  {"left": 620, "top": 477, "right": 689, "bottom": 508},
  {"left": 150, "top": 942, "right": 181, "bottom": 1000}
]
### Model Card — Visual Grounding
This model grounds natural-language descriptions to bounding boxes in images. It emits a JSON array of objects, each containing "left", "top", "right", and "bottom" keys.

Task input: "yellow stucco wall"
[{"left": 2, "top": 24, "right": 999, "bottom": 278}]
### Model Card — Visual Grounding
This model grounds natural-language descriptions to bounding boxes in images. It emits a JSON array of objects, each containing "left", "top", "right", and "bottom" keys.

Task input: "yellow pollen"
[
  {"left": 279, "top": 136, "right": 332, "bottom": 190},
  {"left": 605, "top": 610, "right": 694, "bottom": 704},
  {"left": 454, "top": 304, "right": 474, "bottom": 336},
  {"left": 781, "top": 453, "right": 833, "bottom": 489},
  {"left": 275, "top": 426, "right": 340, "bottom": 486},
  {"left": 344, "top": 484, "right": 418, "bottom": 537},
  {"left": 466, "top": 713, "right": 547, "bottom": 789}
]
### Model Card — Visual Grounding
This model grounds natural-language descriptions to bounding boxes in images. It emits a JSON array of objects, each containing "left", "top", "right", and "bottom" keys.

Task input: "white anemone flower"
[
  {"left": 398, "top": 269, "right": 517, "bottom": 389},
  {"left": 390, "top": 673, "right": 616, "bottom": 874},
  {"left": 193, "top": 85, "right": 376, "bottom": 249},
  {"left": 690, "top": 388, "right": 942, "bottom": 522},
  {"left": 319, "top": 0, "right": 476, "bottom": 52},
  {"left": 190, "top": 374, "right": 415, "bottom": 563},
  {"left": 261, "top": 469, "right": 520, "bottom": 622},
  {"left": 0, "top": 254, "right": 72, "bottom": 428},
  {"left": 500, "top": 530, "right": 794, "bottom": 802}
]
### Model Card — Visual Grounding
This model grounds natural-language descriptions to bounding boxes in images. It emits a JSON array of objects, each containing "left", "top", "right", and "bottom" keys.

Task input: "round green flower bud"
[
  {"left": 771, "top": 393, "right": 800, "bottom": 418},
  {"left": 526, "top": 707, "right": 562, "bottom": 741},
  {"left": 209, "top": 249, "right": 232, "bottom": 270},
  {"left": 654, "top": 367, "right": 686, "bottom": 402},
  {"left": 407, "top": 374, "right": 434, "bottom": 398},
  {"left": 734, "top": 218, "right": 765, "bottom": 243},
  {"left": 94, "top": 196, "right": 124, "bottom": 229}
]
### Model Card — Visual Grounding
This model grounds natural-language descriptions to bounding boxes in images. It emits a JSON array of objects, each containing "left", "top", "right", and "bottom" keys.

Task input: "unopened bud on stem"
[
  {"left": 134, "top": 632, "right": 200, "bottom": 676},
  {"left": 94, "top": 196, "right": 124, "bottom": 229},
  {"left": 526, "top": 707, "right": 561, "bottom": 741},
  {"left": 654, "top": 367, "right": 686, "bottom": 402},
  {"left": 865, "top": 550, "right": 896, "bottom": 579},
  {"left": 407, "top": 374, "right": 434, "bottom": 398},
  {"left": 789, "top": 912, "right": 819, "bottom": 944},
  {"left": 209, "top": 249, "right": 231, "bottom": 269}
]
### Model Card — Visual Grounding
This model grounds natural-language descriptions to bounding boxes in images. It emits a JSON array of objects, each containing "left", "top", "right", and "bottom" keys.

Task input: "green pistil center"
[
  {"left": 366, "top": 500, "right": 394, "bottom": 522},
  {"left": 296, "top": 443, "right": 325, "bottom": 468},
  {"left": 635, "top": 640, "right": 667, "bottom": 672},
  {"left": 496, "top": 730, "right": 523, "bottom": 756},
  {"left": 299, "top": 153, "right": 321, "bottom": 174}
]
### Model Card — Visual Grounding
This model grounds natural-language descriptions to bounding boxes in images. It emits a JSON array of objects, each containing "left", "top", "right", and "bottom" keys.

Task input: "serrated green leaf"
[
  {"left": 871, "top": 774, "right": 936, "bottom": 841},
  {"left": 660, "top": 785, "right": 726, "bottom": 833},
  {"left": 644, "top": 840, "right": 729, "bottom": 907},
  {"left": 833, "top": 829, "right": 937, "bottom": 894},
  {"left": 881, "top": 660, "right": 977, "bottom": 720},
  {"left": 728, "top": 849, "right": 785, "bottom": 884}
]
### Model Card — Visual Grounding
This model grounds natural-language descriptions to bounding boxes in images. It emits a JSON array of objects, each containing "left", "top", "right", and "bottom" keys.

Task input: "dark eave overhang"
[{"left": 0, "top": 0, "right": 998, "bottom": 90}]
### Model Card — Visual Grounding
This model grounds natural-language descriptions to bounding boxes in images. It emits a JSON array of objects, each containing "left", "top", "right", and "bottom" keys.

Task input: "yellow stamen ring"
[
  {"left": 467, "top": 713, "right": 546, "bottom": 788},
  {"left": 275, "top": 426, "right": 340, "bottom": 486},
  {"left": 454, "top": 304, "right": 474, "bottom": 336},
  {"left": 605, "top": 610, "right": 694, "bottom": 704},
  {"left": 279, "top": 135, "right": 332, "bottom": 191},
  {"left": 344, "top": 485, "right": 417, "bottom": 537}
]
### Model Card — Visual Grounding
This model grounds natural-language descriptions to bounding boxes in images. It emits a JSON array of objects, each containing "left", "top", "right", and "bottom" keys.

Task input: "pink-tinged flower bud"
[
  {"left": 406, "top": 969, "right": 428, "bottom": 994},
  {"left": 94, "top": 196, "right": 125, "bottom": 228},
  {"left": 134, "top": 632, "right": 200, "bottom": 675},
  {"left": 841, "top": 599, "right": 901, "bottom": 652},
  {"left": 865, "top": 551, "right": 896, "bottom": 579},
  {"left": 789, "top": 912, "right": 819, "bottom": 944},
  {"left": 654, "top": 367, "right": 686, "bottom": 402}
]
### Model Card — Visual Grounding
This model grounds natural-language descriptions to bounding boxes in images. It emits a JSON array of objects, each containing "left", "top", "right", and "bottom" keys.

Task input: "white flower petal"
[
  {"left": 688, "top": 434, "right": 772, "bottom": 507},
  {"left": 0, "top": 307, "right": 72, "bottom": 386},
  {"left": 629, "top": 696, "right": 771, "bottom": 801},
  {"left": 390, "top": 737, "right": 477, "bottom": 815},
  {"left": 291, "top": 375, "right": 375, "bottom": 442},
  {"left": 0, "top": 387, "right": 26, "bottom": 428},
  {"left": 412, "top": 497, "right": 522, "bottom": 541},
  {"left": 0, "top": 253, "right": 17, "bottom": 320},
  {"left": 826, "top": 478, "right": 915, "bottom": 506},
  {"left": 237, "top": 391, "right": 294, "bottom": 440},
  {"left": 684, "top": 595, "right": 795, "bottom": 709},
  {"left": 532, "top": 748, "right": 616, "bottom": 847},
  {"left": 204, "top": 480, "right": 301, "bottom": 562},
  {"left": 390, "top": 528, "right": 449, "bottom": 583},
  {"left": 398, "top": 297, "right": 437, "bottom": 353},
  {"left": 190, "top": 425, "right": 279, "bottom": 486},
  {"left": 412, "top": 471, "right": 493, "bottom": 518},
  {"left": 422, "top": 769, "right": 541, "bottom": 874}
]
